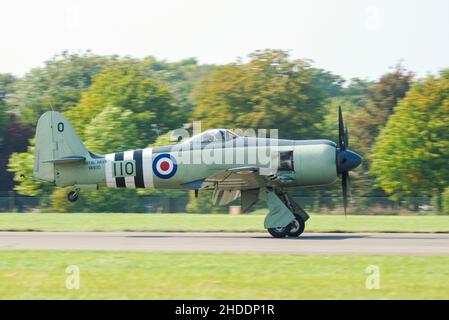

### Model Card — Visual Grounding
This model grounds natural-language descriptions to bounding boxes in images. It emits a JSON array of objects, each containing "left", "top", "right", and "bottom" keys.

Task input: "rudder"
[{"left": 34, "top": 111, "right": 89, "bottom": 182}]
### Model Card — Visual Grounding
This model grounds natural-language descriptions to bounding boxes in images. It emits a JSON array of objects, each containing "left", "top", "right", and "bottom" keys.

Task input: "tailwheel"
[
  {"left": 67, "top": 190, "right": 79, "bottom": 202},
  {"left": 287, "top": 215, "right": 305, "bottom": 237}
]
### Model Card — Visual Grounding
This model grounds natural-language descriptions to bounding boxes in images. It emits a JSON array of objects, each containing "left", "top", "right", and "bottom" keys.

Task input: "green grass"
[
  {"left": 0, "top": 250, "right": 448, "bottom": 299},
  {"left": 1, "top": 213, "right": 449, "bottom": 233}
]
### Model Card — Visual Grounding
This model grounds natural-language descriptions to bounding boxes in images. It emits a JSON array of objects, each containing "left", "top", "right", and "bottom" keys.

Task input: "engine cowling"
[{"left": 293, "top": 141, "right": 338, "bottom": 187}]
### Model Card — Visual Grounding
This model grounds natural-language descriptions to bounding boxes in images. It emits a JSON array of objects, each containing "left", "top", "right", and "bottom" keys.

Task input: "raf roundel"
[{"left": 152, "top": 153, "right": 177, "bottom": 179}]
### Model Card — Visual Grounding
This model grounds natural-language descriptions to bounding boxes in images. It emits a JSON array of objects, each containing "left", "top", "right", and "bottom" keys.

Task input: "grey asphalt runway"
[{"left": 1, "top": 232, "right": 449, "bottom": 255}]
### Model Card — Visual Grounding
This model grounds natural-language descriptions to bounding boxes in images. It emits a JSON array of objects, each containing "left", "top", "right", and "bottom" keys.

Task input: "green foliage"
[
  {"left": 150, "top": 131, "right": 176, "bottom": 147},
  {"left": 318, "top": 96, "right": 361, "bottom": 141},
  {"left": 0, "top": 103, "right": 7, "bottom": 146},
  {"left": 84, "top": 106, "right": 139, "bottom": 154},
  {"left": 186, "top": 190, "right": 227, "bottom": 213},
  {"left": 66, "top": 60, "right": 180, "bottom": 144},
  {"left": 142, "top": 57, "right": 215, "bottom": 117},
  {"left": 9, "top": 52, "right": 112, "bottom": 125},
  {"left": 343, "top": 78, "right": 373, "bottom": 102},
  {"left": 318, "top": 78, "right": 373, "bottom": 147},
  {"left": 371, "top": 69, "right": 449, "bottom": 201},
  {"left": 350, "top": 64, "right": 413, "bottom": 157},
  {"left": 442, "top": 187, "right": 449, "bottom": 215},
  {"left": 7, "top": 140, "right": 46, "bottom": 196},
  {"left": 8, "top": 147, "right": 38, "bottom": 195},
  {"left": 193, "top": 50, "right": 343, "bottom": 139},
  {"left": 50, "top": 188, "right": 145, "bottom": 213},
  {"left": 0, "top": 73, "right": 16, "bottom": 146}
]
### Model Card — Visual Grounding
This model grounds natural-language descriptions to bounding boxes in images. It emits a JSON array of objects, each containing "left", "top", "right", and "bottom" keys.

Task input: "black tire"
[
  {"left": 287, "top": 215, "right": 305, "bottom": 237},
  {"left": 267, "top": 226, "right": 289, "bottom": 238},
  {"left": 67, "top": 191, "right": 78, "bottom": 202}
]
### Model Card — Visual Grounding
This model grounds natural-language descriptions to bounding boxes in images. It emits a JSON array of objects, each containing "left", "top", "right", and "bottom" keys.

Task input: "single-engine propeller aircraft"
[{"left": 31, "top": 108, "right": 362, "bottom": 238}]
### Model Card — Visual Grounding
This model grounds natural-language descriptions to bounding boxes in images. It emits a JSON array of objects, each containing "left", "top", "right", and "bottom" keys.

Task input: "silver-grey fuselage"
[{"left": 54, "top": 137, "right": 339, "bottom": 190}]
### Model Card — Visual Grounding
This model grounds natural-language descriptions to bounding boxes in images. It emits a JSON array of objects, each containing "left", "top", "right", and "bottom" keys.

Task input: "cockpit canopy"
[{"left": 184, "top": 129, "right": 239, "bottom": 144}]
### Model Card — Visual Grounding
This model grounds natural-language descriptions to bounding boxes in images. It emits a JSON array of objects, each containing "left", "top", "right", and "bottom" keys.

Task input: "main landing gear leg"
[{"left": 266, "top": 189, "right": 310, "bottom": 238}]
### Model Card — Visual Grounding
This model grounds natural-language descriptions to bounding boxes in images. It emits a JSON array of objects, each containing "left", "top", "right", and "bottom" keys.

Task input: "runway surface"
[{"left": 1, "top": 232, "right": 449, "bottom": 255}]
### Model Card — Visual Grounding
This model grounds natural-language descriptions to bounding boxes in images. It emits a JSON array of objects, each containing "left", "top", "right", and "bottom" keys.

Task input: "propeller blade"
[
  {"left": 342, "top": 171, "right": 349, "bottom": 215},
  {"left": 344, "top": 127, "right": 349, "bottom": 149},
  {"left": 338, "top": 106, "right": 345, "bottom": 151},
  {"left": 347, "top": 172, "right": 352, "bottom": 199}
]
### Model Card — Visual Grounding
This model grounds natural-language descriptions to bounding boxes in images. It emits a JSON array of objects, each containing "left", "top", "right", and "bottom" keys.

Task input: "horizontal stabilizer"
[{"left": 43, "top": 156, "right": 86, "bottom": 164}]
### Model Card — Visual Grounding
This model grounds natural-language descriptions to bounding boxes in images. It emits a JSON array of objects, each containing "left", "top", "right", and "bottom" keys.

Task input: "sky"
[{"left": 0, "top": 0, "right": 448, "bottom": 80}]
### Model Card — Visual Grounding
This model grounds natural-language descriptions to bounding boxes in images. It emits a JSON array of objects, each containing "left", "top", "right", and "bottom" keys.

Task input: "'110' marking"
[{"left": 113, "top": 160, "right": 135, "bottom": 177}]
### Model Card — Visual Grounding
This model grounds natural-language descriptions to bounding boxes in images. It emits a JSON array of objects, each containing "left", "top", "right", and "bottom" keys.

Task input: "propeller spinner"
[{"left": 336, "top": 106, "right": 362, "bottom": 214}]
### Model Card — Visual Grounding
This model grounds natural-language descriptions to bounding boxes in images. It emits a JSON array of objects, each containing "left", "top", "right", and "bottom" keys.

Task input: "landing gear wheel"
[
  {"left": 267, "top": 226, "right": 289, "bottom": 238},
  {"left": 67, "top": 191, "right": 79, "bottom": 202},
  {"left": 287, "top": 215, "right": 305, "bottom": 237}
]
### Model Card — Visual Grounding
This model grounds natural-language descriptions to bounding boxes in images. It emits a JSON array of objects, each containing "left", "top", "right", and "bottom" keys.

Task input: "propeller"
[
  {"left": 336, "top": 106, "right": 362, "bottom": 215},
  {"left": 338, "top": 106, "right": 345, "bottom": 151},
  {"left": 341, "top": 172, "right": 349, "bottom": 215}
]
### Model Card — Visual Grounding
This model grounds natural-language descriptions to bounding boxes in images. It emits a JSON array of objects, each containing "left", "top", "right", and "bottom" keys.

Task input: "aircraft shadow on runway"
[
  {"left": 253, "top": 235, "right": 368, "bottom": 240},
  {"left": 126, "top": 234, "right": 368, "bottom": 240},
  {"left": 368, "top": 235, "right": 446, "bottom": 240}
]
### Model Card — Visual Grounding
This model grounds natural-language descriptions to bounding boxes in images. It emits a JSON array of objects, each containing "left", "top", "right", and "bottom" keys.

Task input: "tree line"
[{"left": 0, "top": 50, "right": 448, "bottom": 213}]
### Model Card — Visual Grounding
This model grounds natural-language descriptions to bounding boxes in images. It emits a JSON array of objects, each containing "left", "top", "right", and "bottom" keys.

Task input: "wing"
[
  {"left": 199, "top": 166, "right": 286, "bottom": 207},
  {"left": 182, "top": 166, "right": 294, "bottom": 207},
  {"left": 201, "top": 166, "right": 270, "bottom": 191},
  {"left": 201, "top": 166, "right": 296, "bottom": 190}
]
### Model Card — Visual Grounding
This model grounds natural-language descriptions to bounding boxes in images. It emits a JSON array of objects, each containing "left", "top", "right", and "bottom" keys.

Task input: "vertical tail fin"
[{"left": 34, "top": 111, "right": 89, "bottom": 182}]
